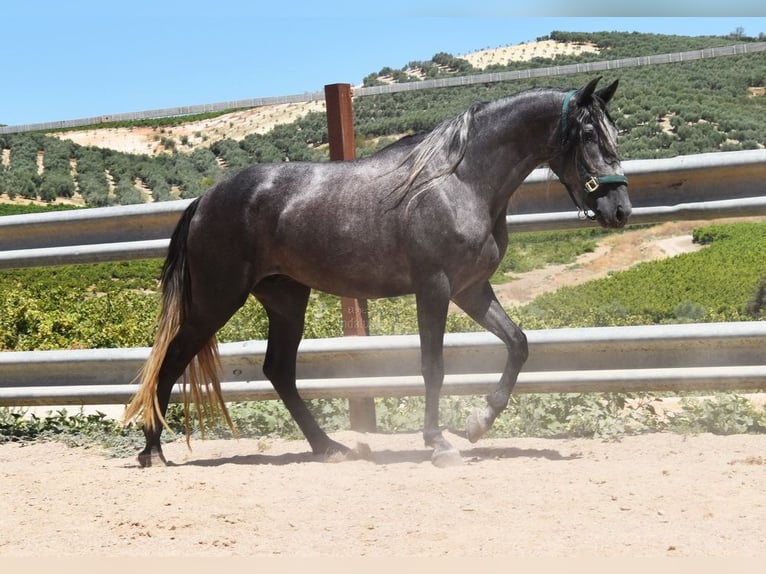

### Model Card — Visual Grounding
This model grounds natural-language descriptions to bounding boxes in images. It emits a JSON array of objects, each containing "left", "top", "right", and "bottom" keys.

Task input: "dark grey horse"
[{"left": 124, "top": 77, "right": 631, "bottom": 467}]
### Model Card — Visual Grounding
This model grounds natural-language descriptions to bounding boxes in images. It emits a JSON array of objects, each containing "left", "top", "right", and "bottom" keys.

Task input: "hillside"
[
  {"left": 1, "top": 30, "right": 765, "bottom": 208},
  {"left": 14, "top": 39, "right": 605, "bottom": 160},
  {"left": 46, "top": 101, "right": 327, "bottom": 158},
  {"left": 462, "top": 38, "right": 601, "bottom": 68}
]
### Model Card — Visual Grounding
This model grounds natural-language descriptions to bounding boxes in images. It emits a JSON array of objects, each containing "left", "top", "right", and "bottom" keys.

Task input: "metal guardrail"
[
  {"left": 1, "top": 322, "right": 764, "bottom": 406},
  {"left": 512, "top": 148, "right": 766, "bottom": 212},
  {"left": 2, "top": 149, "right": 766, "bottom": 268},
  {"left": 2, "top": 151, "right": 766, "bottom": 407}
]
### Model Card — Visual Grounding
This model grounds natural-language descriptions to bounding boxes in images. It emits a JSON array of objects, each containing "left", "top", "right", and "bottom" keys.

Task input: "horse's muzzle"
[{"left": 594, "top": 186, "right": 631, "bottom": 228}]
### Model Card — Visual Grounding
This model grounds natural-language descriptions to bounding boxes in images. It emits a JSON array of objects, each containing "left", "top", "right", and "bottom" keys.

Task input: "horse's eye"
[{"left": 582, "top": 126, "right": 596, "bottom": 142}]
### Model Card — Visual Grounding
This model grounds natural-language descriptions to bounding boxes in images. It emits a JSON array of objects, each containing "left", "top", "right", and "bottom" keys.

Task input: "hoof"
[
  {"left": 137, "top": 447, "right": 167, "bottom": 468},
  {"left": 432, "top": 445, "right": 463, "bottom": 468},
  {"left": 325, "top": 442, "right": 373, "bottom": 463},
  {"left": 466, "top": 407, "right": 491, "bottom": 443},
  {"left": 351, "top": 441, "right": 373, "bottom": 461},
  {"left": 315, "top": 439, "right": 351, "bottom": 461}
]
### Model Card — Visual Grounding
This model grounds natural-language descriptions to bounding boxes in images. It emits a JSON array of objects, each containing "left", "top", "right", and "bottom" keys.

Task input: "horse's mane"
[
  {"left": 574, "top": 98, "right": 620, "bottom": 161},
  {"left": 381, "top": 86, "right": 567, "bottom": 210},
  {"left": 382, "top": 102, "right": 480, "bottom": 209}
]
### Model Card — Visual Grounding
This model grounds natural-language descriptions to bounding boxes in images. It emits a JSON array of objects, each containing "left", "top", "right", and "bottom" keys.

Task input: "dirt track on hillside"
[{"left": 492, "top": 220, "right": 706, "bottom": 308}]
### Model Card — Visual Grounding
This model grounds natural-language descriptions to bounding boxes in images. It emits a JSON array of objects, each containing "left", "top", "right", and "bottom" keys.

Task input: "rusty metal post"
[{"left": 324, "top": 83, "right": 377, "bottom": 433}]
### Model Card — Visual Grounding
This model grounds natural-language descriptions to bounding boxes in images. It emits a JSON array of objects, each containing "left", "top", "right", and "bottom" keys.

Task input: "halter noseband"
[{"left": 560, "top": 89, "right": 628, "bottom": 206}]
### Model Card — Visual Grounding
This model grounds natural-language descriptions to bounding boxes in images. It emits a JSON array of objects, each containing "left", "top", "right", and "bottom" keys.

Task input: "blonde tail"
[
  {"left": 122, "top": 289, "right": 184, "bottom": 435},
  {"left": 123, "top": 198, "right": 235, "bottom": 443}
]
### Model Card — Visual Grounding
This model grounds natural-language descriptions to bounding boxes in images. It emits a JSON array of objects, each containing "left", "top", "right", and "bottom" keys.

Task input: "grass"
[
  {"left": 490, "top": 227, "right": 612, "bottom": 282},
  {"left": 512, "top": 222, "right": 766, "bottom": 328}
]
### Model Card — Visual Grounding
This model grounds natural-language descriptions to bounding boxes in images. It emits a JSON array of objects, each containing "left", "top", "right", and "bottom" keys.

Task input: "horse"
[{"left": 124, "top": 77, "right": 631, "bottom": 467}]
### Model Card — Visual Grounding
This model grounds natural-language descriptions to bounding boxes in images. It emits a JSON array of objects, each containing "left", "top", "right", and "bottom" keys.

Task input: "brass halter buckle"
[{"left": 584, "top": 176, "right": 600, "bottom": 194}]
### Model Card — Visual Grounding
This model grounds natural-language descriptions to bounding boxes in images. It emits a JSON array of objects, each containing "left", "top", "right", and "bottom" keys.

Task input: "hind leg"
[
  {"left": 255, "top": 277, "right": 350, "bottom": 458},
  {"left": 138, "top": 275, "right": 252, "bottom": 467},
  {"left": 138, "top": 319, "right": 227, "bottom": 467},
  {"left": 138, "top": 321, "right": 244, "bottom": 467}
]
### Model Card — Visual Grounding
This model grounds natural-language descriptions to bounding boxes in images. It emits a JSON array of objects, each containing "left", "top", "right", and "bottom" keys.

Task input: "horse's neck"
[{"left": 467, "top": 95, "right": 560, "bottom": 208}]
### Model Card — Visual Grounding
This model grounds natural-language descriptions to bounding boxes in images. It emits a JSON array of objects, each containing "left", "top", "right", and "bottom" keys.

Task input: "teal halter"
[{"left": 560, "top": 89, "right": 628, "bottom": 196}]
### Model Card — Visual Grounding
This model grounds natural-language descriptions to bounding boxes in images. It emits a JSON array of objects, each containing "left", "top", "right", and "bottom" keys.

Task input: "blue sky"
[{"left": 2, "top": 2, "right": 766, "bottom": 126}]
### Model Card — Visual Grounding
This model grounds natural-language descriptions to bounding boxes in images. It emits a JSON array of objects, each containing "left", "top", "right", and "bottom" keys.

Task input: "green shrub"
[
  {"left": 0, "top": 407, "right": 145, "bottom": 456},
  {"left": 668, "top": 394, "right": 766, "bottom": 435},
  {"left": 4, "top": 390, "right": 765, "bottom": 453}
]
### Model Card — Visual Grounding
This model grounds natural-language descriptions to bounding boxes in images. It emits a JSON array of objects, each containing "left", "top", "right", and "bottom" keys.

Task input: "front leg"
[
  {"left": 452, "top": 281, "right": 528, "bottom": 442},
  {"left": 416, "top": 281, "right": 463, "bottom": 467}
]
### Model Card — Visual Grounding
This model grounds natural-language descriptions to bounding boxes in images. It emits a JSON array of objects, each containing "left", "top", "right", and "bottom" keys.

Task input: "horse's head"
[{"left": 548, "top": 77, "right": 631, "bottom": 229}]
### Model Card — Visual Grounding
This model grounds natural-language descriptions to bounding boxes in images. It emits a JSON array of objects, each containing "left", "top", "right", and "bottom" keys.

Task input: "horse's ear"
[
  {"left": 576, "top": 77, "right": 602, "bottom": 106},
  {"left": 596, "top": 79, "right": 619, "bottom": 104}
]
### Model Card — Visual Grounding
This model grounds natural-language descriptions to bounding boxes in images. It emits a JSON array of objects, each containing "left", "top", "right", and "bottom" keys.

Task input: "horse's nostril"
[{"left": 616, "top": 206, "right": 626, "bottom": 223}]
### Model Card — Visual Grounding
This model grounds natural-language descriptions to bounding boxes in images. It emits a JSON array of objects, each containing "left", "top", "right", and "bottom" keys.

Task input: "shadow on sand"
[{"left": 171, "top": 441, "right": 580, "bottom": 468}]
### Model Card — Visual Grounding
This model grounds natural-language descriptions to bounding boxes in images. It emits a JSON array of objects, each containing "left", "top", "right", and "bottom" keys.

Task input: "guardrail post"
[{"left": 324, "top": 83, "right": 377, "bottom": 433}]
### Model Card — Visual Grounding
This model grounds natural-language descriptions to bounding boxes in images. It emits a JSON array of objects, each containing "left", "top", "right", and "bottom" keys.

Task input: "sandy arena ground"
[{"left": 1, "top": 430, "right": 764, "bottom": 558}]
